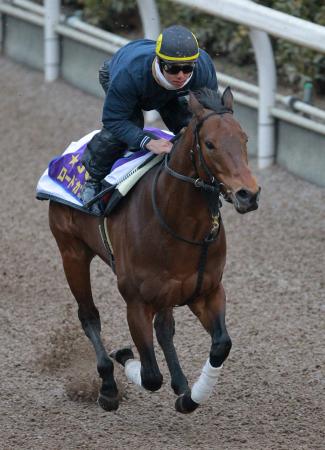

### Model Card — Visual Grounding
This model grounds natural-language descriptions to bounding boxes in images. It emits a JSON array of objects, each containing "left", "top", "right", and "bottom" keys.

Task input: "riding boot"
[
  {"left": 80, "top": 177, "right": 101, "bottom": 204},
  {"left": 82, "top": 129, "right": 125, "bottom": 179},
  {"left": 80, "top": 177, "right": 103, "bottom": 215},
  {"left": 81, "top": 105, "right": 145, "bottom": 180},
  {"left": 80, "top": 128, "right": 125, "bottom": 213}
]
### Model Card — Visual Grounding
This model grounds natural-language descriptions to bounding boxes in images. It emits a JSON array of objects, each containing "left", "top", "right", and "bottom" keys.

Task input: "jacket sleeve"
[{"left": 102, "top": 70, "right": 153, "bottom": 149}]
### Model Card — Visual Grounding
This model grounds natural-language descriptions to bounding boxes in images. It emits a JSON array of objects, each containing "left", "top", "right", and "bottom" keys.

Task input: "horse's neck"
[{"left": 157, "top": 125, "right": 211, "bottom": 229}]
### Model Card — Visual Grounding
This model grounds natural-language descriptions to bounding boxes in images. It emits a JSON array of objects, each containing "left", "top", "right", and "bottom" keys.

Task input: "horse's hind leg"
[
  {"left": 175, "top": 283, "right": 232, "bottom": 414},
  {"left": 50, "top": 225, "right": 119, "bottom": 411},
  {"left": 154, "top": 309, "right": 188, "bottom": 395}
]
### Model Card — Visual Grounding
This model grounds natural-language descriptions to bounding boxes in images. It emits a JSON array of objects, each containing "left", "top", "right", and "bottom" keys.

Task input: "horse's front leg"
[
  {"left": 154, "top": 309, "right": 189, "bottom": 395},
  {"left": 112, "top": 301, "right": 163, "bottom": 392},
  {"left": 175, "top": 283, "right": 232, "bottom": 414}
]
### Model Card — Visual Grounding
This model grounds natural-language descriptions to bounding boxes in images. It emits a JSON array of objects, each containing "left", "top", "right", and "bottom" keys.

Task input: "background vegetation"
[{"left": 61, "top": 0, "right": 325, "bottom": 94}]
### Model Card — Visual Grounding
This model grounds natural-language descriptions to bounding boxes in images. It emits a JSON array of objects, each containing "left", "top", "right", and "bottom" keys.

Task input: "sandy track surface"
[{"left": 0, "top": 56, "right": 324, "bottom": 450}]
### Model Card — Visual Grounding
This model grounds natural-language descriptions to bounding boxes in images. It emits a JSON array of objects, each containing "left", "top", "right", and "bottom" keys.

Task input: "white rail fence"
[
  {"left": 174, "top": 0, "right": 325, "bottom": 167},
  {"left": 1, "top": 0, "right": 325, "bottom": 170}
]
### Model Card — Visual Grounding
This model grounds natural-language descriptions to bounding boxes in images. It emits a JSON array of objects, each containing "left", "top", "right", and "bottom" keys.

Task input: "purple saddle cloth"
[{"left": 48, "top": 127, "right": 173, "bottom": 201}]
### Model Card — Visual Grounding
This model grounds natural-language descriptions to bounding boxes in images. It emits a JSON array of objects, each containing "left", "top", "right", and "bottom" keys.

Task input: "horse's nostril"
[
  {"left": 236, "top": 189, "right": 250, "bottom": 200},
  {"left": 234, "top": 189, "right": 259, "bottom": 213}
]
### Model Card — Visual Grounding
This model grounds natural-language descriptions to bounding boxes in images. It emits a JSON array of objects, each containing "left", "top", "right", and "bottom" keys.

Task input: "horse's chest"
[{"left": 137, "top": 270, "right": 220, "bottom": 308}]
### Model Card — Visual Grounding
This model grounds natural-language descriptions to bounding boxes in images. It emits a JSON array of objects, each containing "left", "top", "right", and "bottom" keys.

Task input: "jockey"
[{"left": 81, "top": 25, "right": 218, "bottom": 211}]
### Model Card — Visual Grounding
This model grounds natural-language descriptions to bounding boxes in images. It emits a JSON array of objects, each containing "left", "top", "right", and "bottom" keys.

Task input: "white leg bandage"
[
  {"left": 190, "top": 359, "right": 223, "bottom": 404},
  {"left": 125, "top": 359, "right": 142, "bottom": 388}
]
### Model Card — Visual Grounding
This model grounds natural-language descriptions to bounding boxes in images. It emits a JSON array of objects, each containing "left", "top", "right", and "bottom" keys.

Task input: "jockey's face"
[{"left": 163, "top": 68, "right": 192, "bottom": 88}]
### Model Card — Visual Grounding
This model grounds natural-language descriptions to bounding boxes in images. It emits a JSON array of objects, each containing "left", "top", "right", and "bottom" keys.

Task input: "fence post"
[
  {"left": 137, "top": 0, "right": 161, "bottom": 123},
  {"left": 250, "top": 28, "right": 277, "bottom": 168},
  {"left": 0, "top": 9, "right": 3, "bottom": 54},
  {"left": 136, "top": 0, "right": 160, "bottom": 39},
  {"left": 44, "top": 0, "right": 60, "bottom": 82}
]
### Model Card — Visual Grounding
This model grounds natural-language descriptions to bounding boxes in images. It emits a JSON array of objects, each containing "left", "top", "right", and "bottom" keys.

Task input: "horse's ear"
[
  {"left": 188, "top": 91, "right": 205, "bottom": 118},
  {"left": 222, "top": 86, "right": 234, "bottom": 110}
]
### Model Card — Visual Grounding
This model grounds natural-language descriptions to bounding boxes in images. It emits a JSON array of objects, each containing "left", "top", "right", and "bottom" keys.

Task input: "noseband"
[{"left": 152, "top": 108, "right": 233, "bottom": 305}]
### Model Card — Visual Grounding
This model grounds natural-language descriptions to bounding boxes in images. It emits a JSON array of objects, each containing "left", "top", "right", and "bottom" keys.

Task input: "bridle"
[{"left": 152, "top": 108, "right": 233, "bottom": 305}]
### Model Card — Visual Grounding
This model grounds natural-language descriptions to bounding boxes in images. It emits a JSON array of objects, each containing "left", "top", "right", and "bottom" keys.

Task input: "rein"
[{"left": 152, "top": 109, "right": 232, "bottom": 306}]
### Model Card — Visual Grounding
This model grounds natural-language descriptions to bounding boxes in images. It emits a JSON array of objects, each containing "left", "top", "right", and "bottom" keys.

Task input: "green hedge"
[{"left": 63, "top": 0, "right": 325, "bottom": 93}]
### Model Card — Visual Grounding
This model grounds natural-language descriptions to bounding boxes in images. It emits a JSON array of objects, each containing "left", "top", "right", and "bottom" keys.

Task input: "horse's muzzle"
[{"left": 234, "top": 187, "right": 261, "bottom": 214}]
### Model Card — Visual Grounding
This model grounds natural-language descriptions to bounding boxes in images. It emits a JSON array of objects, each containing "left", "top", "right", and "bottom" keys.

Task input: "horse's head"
[{"left": 188, "top": 87, "right": 260, "bottom": 214}]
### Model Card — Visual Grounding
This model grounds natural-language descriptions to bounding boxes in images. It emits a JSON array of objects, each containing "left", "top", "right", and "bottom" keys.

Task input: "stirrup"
[{"left": 84, "top": 183, "right": 116, "bottom": 208}]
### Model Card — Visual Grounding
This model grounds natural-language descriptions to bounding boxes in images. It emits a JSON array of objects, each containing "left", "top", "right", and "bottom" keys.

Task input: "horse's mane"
[{"left": 192, "top": 87, "right": 229, "bottom": 114}]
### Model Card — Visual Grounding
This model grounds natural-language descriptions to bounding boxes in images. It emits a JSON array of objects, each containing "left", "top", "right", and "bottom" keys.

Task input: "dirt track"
[{"left": 0, "top": 56, "right": 324, "bottom": 450}]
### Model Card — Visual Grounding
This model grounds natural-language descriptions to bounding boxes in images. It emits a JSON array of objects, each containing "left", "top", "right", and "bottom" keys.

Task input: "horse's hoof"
[
  {"left": 97, "top": 393, "right": 119, "bottom": 411},
  {"left": 171, "top": 380, "right": 189, "bottom": 396},
  {"left": 175, "top": 392, "right": 199, "bottom": 414},
  {"left": 110, "top": 347, "right": 134, "bottom": 366}
]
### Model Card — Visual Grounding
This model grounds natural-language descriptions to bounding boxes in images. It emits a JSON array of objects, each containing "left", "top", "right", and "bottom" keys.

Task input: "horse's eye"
[{"left": 205, "top": 141, "right": 214, "bottom": 150}]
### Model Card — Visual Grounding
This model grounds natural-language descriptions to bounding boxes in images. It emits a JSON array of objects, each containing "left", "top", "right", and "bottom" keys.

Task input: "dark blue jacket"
[{"left": 103, "top": 39, "right": 218, "bottom": 149}]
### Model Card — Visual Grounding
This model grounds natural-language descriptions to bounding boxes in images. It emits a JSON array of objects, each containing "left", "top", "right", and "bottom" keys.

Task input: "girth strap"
[
  {"left": 183, "top": 231, "right": 219, "bottom": 307},
  {"left": 99, "top": 217, "right": 116, "bottom": 274}
]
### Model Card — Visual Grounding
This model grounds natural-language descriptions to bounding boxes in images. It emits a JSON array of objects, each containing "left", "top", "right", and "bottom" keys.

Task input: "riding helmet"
[{"left": 156, "top": 25, "right": 199, "bottom": 62}]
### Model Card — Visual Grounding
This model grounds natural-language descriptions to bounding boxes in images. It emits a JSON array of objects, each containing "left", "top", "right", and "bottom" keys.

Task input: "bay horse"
[{"left": 48, "top": 87, "right": 260, "bottom": 414}]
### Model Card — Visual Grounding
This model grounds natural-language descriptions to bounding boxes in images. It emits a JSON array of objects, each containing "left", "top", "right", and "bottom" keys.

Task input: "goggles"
[{"left": 161, "top": 62, "right": 195, "bottom": 74}]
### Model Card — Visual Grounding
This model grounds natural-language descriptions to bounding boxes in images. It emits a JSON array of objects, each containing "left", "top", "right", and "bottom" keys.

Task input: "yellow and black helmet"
[{"left": 156, "top": 25, "right": 199, "bottom": 62}]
